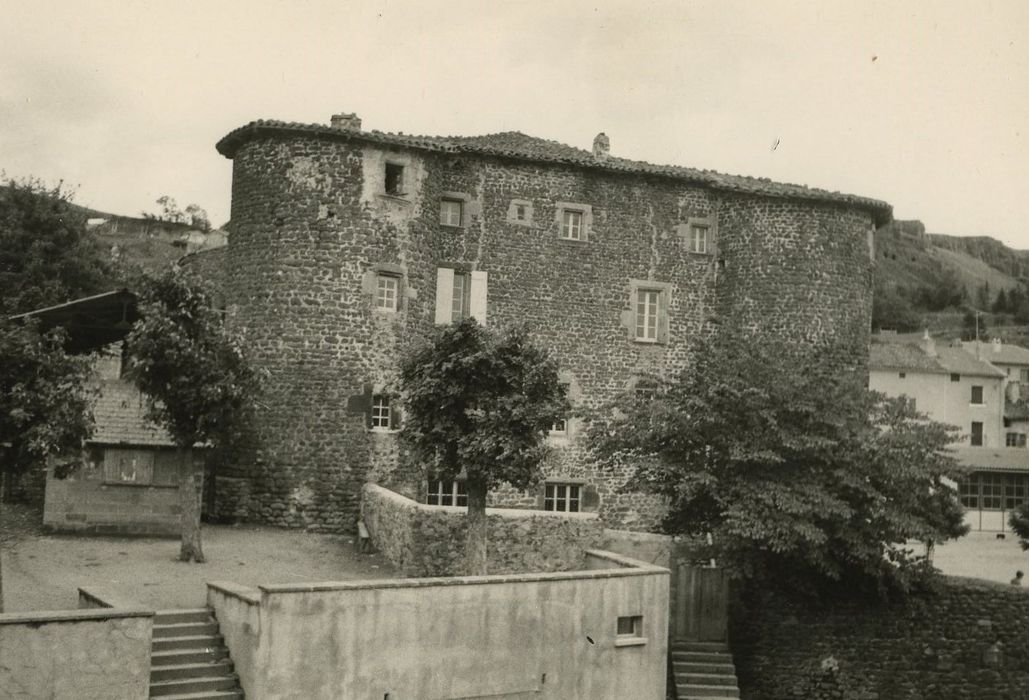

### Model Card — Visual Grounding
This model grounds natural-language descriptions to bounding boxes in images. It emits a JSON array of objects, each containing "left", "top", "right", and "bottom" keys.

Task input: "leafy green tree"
[
  {"left": 592, "top": 331, "right": 968, "bottom": 597},
  {"left": 0, "top": 178, "right": 115, "bottom": 315},
  {"left": 872, "top": 280, "right": 921, "bottom": 332},
  {"left": 1011, "top": 503, "right": 1029, "bottom": 551},
  {"left": 961, "top": 309, "right": 988, "bottom": 341},
  {"left": 0, "top": 319, "right": 95, "bottom": 610},
  {"left": 977, "top": 282, "right": 992, "bottom": 311},
  {"left": 399, "top": 318, "right": 569, "bottom": 575},
  {"left": 993, "top": 288, "right": 1009, "bottom": 314},
  {"left": 125, "top": 268, "right": 262, "bottom": 562}
]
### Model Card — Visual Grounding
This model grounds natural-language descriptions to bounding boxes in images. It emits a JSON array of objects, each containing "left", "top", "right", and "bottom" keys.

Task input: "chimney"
[
  {"left": 920, "top": 329, "right": 936, "bottom": 357},
  {"left": 593, "top": 132, "right": 610, "bottom": 160},
  {"left": 993, "top": 337, "right": 1003, "bottom": 354},
  {"left": 330, "top": 113, "right": 362, "bottom": 131}
]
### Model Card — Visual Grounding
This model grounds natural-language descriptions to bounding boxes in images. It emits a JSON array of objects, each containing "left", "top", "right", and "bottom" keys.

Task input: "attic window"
[
  {"left": 384, "top": 163, "right": 405, "bottom": 196},
  {"left": 951, "top": 373, "right": 961, "bottom": 382}
]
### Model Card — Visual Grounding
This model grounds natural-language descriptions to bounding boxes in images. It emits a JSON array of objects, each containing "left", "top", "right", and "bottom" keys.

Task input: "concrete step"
[
  {"left": 673, "top": 661, "right": 736, "bottom": 675},
  {"left": 148, "top": 675, "right": 240, "bottom": 697},
  {"left": 672, "top": 651, "right": 733, "bottom": 664},
  {"left": 148, "top": 691, "right": 243, "bottom": 700},
  {"left": 676, "top": 684, "right": 740, "bottom": 698},
  {"left": 152, "top": 634, "right": 225, "bottom": 652},
  {"left": 154, "top": 609, "right": 213, "bottom": 625},
  {"left": 154, "top": 621, "right": 220, "bottom": 638},
  {"left": 679, "top": 672, "right": 736, "bottom": 686},
  {"left": 673, "top": 641, "right": 729, "bottom": 653},
  {"left": 150, "top": 660, "right": 234, "bottom": 683},
  {"left": 152, "top": 648, "right": 229, "bottom": 667}
]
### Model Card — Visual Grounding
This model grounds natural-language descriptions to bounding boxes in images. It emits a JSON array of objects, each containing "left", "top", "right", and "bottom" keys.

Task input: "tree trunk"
[
  {"left": 178, "top": 449, "right": 205, "bottom": 563},
  {"left": 465, "top": 479, "right": 489, "bottom": 576}
]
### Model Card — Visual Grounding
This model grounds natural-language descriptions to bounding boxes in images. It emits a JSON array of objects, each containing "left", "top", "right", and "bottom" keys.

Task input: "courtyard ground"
[
  {"left": 928, "top": 530, "right": 1029, "bottom": 585},
  {"left": 0, "top": 503, "right": 396, "bottom": 612}
]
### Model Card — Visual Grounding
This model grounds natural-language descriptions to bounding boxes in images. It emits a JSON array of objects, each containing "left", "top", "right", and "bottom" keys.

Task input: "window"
[
  {"left": 1005, "top": 475, "right": 1028, "bottom": 510},
  {"left": 1007, "top": 432, "right": 1027, "bottom": 447},
  {"left": 1020, "top": 368, "right": 1029, "bottom": 383},
  {"left": 102, "top": 448, "right": 182, "bottom": 486},
  {"left": 451, "top": 272, "right": 469, "bottom": 321},
  {"left": 544, "top": 482, "right": 581, "bottom": 512},
  {"left": 561, "top": 210, "right": 584, "bottom": 240},
  {"left": 551, "top": 416, "right": 568, "bottom": 434},
  {"left": 950, "top": 373, "right": 961, "bottom": 382},
  {"left": 961, "top": 473, "right": 1029, "bottom": 511},
  {"left": 981, "top": 472, "right": 1002, "bottom": 509},
  {"left": 506, "top": 199, "right": 534, "bottom": 225},
  {"left": 971, "top": 385, "right": 984, "bottom": 405},
  {"left": 971, "top": 421, "right": 984, "bottom": 447},
  {"left": 959, "top": 477, "right": 979, "bottom": 508},
  {"left": 370, "top": 395, "right": 394, "bottom": 430},
  {"left": 516, "top": 204, "right": 527, "bottom": 221},
  {"left": 384, "top": 163, "right": 404, "bottom": 195},
  {"left": 898, "top": 372, "right": 906, "bottom": 379},
  {"left": 375, "top": 275, "right": 399, "bottom": 312},
  {"left": 615, "top": 615, "right": 645, "bottom": 647},
  {"left": 435, "top": 268, "right": 487, "bottom": 324},
  {"left": 555, "top": 202, "right": 591, "bottom": 241},
  {"left": 427, "top": 479, "right": 467, "bottom": 507},
  {"left": 440, "top": 199, "right": 463, "bottom": 227},
  {"left": 636, "top": 289, "right": 660, "bottom": 342},
  {"left": 689, "top": 224, "right": 709, "bottom": 254}
]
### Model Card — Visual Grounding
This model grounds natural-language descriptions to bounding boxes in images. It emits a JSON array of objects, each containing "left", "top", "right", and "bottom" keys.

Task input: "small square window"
[
  {"left": 950, "top": 373, "right": 961, "bottom": 382},
  {"left": 375, "top": 275, "right": 399, "bottom": 312},
  {"left": 616, "top": 615, "right": 642, "bottom": 637},
  {"left": 440, "top": 199, "right": 463, "bottom": 227},
  {"left": 384, "top": 163, "right": 404, "bottom": 196},
  {"left": 544, "top": 482, "right": 581, "bottom": 512},
  {"left": 516, "top": 204, "right": 527, "bottom": 221},
  {"left": 689, "top": 225, "right": 709, "bottom": 254},
  {"left": 898, "top": 372, "right": 906, "bottom": 379},
  {"left": 371, "top": 395, "right": 393, "bottom": 430},
  {"left": 971, "top": 385, "right": 984, "bottom": 405},
  {"left": 561, "top": 210, "right": 584, "bottom": 240}
]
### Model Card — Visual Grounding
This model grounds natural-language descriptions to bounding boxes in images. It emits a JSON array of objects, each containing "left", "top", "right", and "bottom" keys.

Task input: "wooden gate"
[{"left": 670, "top": 562, "right": 729, "bottom": 643}]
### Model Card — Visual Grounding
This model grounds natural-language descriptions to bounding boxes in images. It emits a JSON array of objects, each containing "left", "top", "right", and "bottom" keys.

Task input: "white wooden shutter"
[
  {"left": 470, "top": 270, "right": 488, "bottom": 324},
  {"left": 435, "top": 268, "right": 454, "bottom": 325}
]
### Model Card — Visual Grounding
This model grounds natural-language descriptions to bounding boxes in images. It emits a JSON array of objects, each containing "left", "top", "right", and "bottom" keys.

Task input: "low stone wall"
[
  {"left": 0, "top": 602, "right": 152, "bottom": 699},
  {"left": 209, "top": 550, "right": 669, "bottom": 699},
  {"left": 361, "top": 482, "right": 604, "bottom": 577},
  {"left": 732, "top": 577, "right": 1029, "bottom": 700}
]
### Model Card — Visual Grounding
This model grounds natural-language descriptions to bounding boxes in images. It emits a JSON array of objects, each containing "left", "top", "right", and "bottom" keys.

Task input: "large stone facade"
[{"left": 194, "top": 115, "right": 890, "bottom": 533}]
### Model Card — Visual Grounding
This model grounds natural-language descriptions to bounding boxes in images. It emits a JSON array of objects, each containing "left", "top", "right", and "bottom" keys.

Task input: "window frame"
[
  {"left": 628, "top": 280, "right": 671, "bottom": 345},
  {"left": 555, "top": 202, "right": 592, "bottom": 243},
  {"left": 384, "top": 162, "right": 405, "bottom": 196},
  {"left": 374, "top": 274, "right": 400, "bottom": 312},
  {"left": 1006, "top": 432, "right": 1027, "bottom": 447},
  {"left": 615, "top": 615, "right": 646, "bottom": 647},
  {"left": 439, "top": 198, "right": 463, "bottom": 227},
  {"left": 971, "top": 385, "right": 984, "bottom": 405},
  {"left": 543, "top": 482, "right": 582, "bottom": 513},
  {"left": 451, "top": 271, "right": 470, "bottom": 322},
  {"left": 970, "top": 421, "right": 984, "bottom": 447},
  {"left": 678, "top": 215, "right": 717, "bottom": 256},
  {"left": 689, "top": 223, "right": 709, "bottom": 254},
  {"left": 426, "top": 478, "right": 467, "bottom": 507},
  {"left": 370, "top": 394, "right": 395, "bottom": 431}
]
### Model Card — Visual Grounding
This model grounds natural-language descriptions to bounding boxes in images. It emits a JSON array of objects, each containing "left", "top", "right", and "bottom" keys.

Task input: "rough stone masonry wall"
[
  {"left": 361, "top": 483, "right": 603, "bottom": 577},
  {"left": 731, "top": 578, "right": 1029, "bottom": 700},
  {"left": 219, "top": 129, "right": 877, "bottom": 534}
]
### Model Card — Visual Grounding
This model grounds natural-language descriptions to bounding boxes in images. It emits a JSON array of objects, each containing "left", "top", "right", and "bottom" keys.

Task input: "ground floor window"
[
  {"left": 427, "top": 479, "right": 466, "bottom": 507},
  {"left": 1007, "top": 432, "right": 1027, "bottom": 447},
  {"left": 544, "top": 482, "right": 581, "bottom": 512},
  {"left": 102, "top": 448, "right": 181, "bottom": 486},
  {"left": 959, "top": 472, "right": 1029, "bottom": 511}
]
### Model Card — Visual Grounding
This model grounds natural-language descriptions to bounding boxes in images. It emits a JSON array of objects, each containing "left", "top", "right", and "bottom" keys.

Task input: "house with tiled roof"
[
  {"left": 186, "top": 111, "right": 890, "bottom": 533},
  {"left": 870, "top": 332, "right": 1029, "bottom": 531},
  {"left": 42, "top": 346, "right": 200, "bottom": 536}
]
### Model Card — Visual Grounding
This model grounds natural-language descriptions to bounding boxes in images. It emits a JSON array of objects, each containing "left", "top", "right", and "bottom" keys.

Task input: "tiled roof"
[
  {"left": 935, "top": 346, "right": 1006, "bottom": 379},
  {"left": 952, "top": 446, "right": 1029, "bottom": 472},
  {"left": 962, "top": 341, "right": 1029, "bottom": 366},
  {"left": 215, "top": 121, "right": 892, "bottom": 223},
  {"left": 869, "top": 342, "right": 945, "bottom": 373},
  {"left": 89, "top": 380, "right": 175, "bottom": 447}
]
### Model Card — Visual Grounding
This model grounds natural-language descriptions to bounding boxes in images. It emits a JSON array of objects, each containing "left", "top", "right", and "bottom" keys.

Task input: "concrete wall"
[
  {"left": 870, "top": 369, "right": 1005, "bottom": 447},
  {"left": 209, "top": 125, "right": 879, "bottom": 533},
  {"left": 43, "top": 449, "right": 193, "bottom": 536},
  {"left": 732, "top": 577, "right": 1029, "bottom": 700},
  {"left": 209, "top": 549, "right": 669, "bottom": 700},
  {"left": 0, "top": 606, "right": 152, "bottom": 700},
  {"left": 361, "top": 482, "right": 604, "bottom": 576}
]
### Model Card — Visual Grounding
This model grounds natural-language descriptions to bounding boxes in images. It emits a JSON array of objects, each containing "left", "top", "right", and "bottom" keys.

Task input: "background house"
[{"left": 870, "top": 333, "right": 1029, "bottom": 531}]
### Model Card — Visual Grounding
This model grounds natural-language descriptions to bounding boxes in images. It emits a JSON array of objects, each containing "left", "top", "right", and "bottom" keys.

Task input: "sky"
[{"left": 2, "top": 1, "right": 1027, "bottom": 246}]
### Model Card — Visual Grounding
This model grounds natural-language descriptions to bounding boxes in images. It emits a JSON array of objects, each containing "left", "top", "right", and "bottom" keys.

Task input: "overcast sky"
[{"left": 2, "top": 1, "right": 1027, "bottom": 246}]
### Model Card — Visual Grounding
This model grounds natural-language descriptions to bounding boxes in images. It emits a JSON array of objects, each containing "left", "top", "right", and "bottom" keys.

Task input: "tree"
[
  {"left": 125, "top": 268, "right": 262, "bottom": 562},
  {"left": 0, "top": 178, "right": 115, "bottom": 315},
  {"left": 183, "top": 204, "right": 211, "bottom": 232},
  {"left": 0, "top": 319, "right": 95, "bottom": 610},
  {"left": 592, "top": 331, "right": 968, "bottom": 597},
  {"left": 1011, "top": 503, "right": 1029, "bottom": 551},
  {"left": 400, "top": 318, "right": 569, "bottom": 575},
  {"left": 155, "top": 195, "right": 183, "bottom": 224},
  {"left": 993, "top": 288, "right": 1009, "bottom": 314},
  {"left": 961, "top": 309, "right": 988, "bottom": 341}
]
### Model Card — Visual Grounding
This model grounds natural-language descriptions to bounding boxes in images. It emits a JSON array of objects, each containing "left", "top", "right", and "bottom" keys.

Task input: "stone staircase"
[
  {"left": 671, "top": 641, "right": 740, "bottom": 699},
  {"left": 149, "top": 609, "right": 244, "bottom": 699}
]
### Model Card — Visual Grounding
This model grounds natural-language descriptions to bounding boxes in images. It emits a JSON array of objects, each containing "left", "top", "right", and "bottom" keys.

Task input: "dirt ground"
[
  {"left": 931, "top": 529, "right": 1029, "bottom": 585},
  {"left": 0, "top": 503, "right": 395, "bottom": 612}
]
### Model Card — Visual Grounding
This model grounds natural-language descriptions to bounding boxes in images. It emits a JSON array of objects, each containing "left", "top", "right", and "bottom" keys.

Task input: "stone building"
[{"left": 189, "top": 112, "right": 891, "bottom": 533}]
